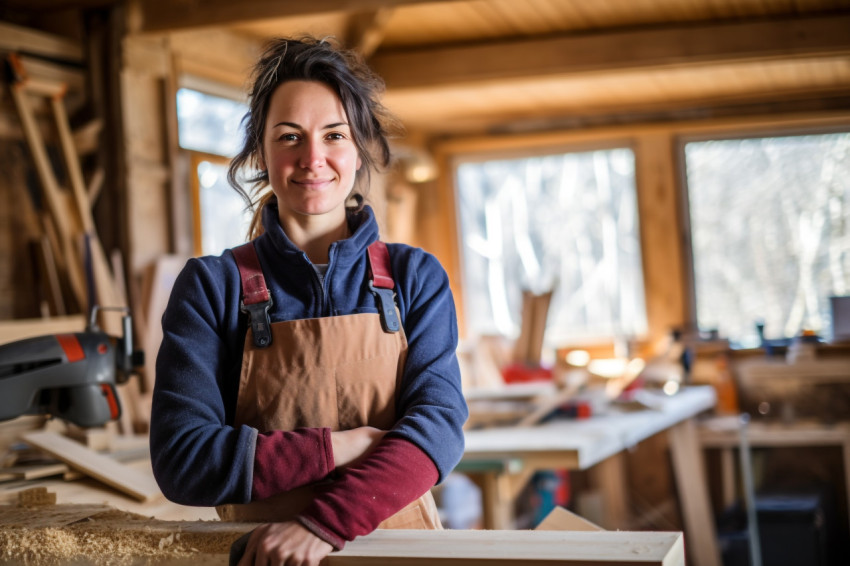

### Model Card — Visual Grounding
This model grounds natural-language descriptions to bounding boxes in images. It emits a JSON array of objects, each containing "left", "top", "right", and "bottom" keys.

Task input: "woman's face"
[{"left": 261, "top": 80, "right": 361, "bottom": 223}]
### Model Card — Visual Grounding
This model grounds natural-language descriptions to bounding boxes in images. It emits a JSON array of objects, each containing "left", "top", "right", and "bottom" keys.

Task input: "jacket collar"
[{"left": 260, "top": 197, "right": 379, "bottom": 265}]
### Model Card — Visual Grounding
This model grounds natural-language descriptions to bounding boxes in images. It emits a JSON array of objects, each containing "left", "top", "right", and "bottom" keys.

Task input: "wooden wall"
[{"left": 2, "top": 16, "right": 850, "bottom": 358}]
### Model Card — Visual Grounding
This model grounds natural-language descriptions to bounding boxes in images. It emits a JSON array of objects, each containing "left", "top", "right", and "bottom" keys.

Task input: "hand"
[
  {"left": 237, "top": 521, "right": 333, "bottom": 566},
  {"left": 330, "top": 426, "right": 386, "bottom": 469}
]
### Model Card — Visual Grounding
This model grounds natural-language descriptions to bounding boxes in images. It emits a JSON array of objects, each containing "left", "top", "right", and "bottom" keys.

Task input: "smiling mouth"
[{"left": 293, "top": 178, "right": 333, "bottom": 186}]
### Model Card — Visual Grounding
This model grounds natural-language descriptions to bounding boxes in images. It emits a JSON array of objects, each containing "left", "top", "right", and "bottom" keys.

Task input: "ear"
[
  {"left": 257, "top": 148, "right": 266, "bottom": 172},
  {"left": 356, "top": 155, "right": 362, "bottom": 171}
]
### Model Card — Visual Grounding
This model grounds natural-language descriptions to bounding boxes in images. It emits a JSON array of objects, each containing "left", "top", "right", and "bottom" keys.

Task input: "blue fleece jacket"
[{"left": 150, "top": 201, "right": 467, "bottom": 507}]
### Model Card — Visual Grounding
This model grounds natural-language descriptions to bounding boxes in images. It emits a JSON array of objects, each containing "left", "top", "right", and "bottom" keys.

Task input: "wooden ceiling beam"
[
  {"left": 130, "top": 0, "right": 464, "bottom": 34},
  {"left": 0, "top": 21, "right": 83, "bottom": 62},
  {"left": 397, "top": 87, "right": 850, "bottom": 137},
  {"left": 347, "top": 8, "right": 394, "bottom": 58},
  {"left": 369, "top": 15, "right": 850, "bottom": 90}
]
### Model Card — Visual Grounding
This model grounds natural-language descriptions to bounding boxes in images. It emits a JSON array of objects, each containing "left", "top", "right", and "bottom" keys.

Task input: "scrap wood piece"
[
  {"left": 534, "top": 506, "right": 604, "bottom": 532},
  {"left": 516, "top": 379, "right": 583, "bottom": 427},
  {"left": 13, "top": 486, "right": 56, "bottom": 506},
  {"left": 0, "top": 462, "right": 69, "bottom": 481},
  {"left": 21, "top": 431, "right": 161, "bottom": 502}
]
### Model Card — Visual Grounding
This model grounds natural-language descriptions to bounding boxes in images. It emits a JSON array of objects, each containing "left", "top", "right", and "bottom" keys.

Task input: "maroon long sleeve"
[
  {"left": 296, "top": 436, "right": 439, "bottom": 549},
  {"left": 251, "top": 427, "right": 334, "bottom": 500}
]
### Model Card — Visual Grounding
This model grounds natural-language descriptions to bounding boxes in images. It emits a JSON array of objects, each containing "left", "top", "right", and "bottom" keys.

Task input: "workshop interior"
[{"left": 1, "top": 1, "right": 850, "bottom": 565}]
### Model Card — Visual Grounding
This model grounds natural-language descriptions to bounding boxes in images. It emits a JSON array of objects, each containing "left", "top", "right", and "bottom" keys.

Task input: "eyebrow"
[{"left": 272, "top": 121, "right": 350, "bottom": 129}]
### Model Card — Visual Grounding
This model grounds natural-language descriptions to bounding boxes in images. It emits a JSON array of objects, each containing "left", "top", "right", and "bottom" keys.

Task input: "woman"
[{"left": 150, "top": 37, "right": 468, "bottom": 566}]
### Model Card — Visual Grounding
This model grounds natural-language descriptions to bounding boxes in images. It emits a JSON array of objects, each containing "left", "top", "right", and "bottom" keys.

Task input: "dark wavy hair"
[{"left": 227, "top": 36, "right": 400, "bottom": 238}]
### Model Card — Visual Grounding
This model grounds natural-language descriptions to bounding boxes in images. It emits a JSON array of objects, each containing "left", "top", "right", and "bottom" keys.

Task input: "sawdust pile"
[{"left": 1, "top": 508, "right": 242, "bottom": 565}]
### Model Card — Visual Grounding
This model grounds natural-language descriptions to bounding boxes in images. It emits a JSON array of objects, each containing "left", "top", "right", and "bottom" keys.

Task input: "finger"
[{"left": 231, "top": 529, "right": 254, "bottom": 566}]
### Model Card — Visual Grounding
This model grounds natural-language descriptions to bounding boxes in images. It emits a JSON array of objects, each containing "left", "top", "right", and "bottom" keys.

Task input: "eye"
[
  {"left": 278, "top": 132, "right": 300, "bottom": 142},
  {"left": 326, "top": 132, "right": 347, "bottom": 141}
]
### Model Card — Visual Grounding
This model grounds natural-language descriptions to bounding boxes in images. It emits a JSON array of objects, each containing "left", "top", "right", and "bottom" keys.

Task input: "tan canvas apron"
[{"left": 217, "top": 242, "right": 441, "bottom": 530}]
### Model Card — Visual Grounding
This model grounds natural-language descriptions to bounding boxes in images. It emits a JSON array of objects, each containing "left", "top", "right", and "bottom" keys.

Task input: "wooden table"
[
  {"left": 461, "top": 385, "right": 720, "bottom": 566},
  {"left": 698, "top": 416, "right": 850, "bottom": 533}
]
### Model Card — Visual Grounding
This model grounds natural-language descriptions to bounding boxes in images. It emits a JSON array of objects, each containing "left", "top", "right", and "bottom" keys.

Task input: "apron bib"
[{"left": 216, "top": 242, "right": 441, "bottom": 530}]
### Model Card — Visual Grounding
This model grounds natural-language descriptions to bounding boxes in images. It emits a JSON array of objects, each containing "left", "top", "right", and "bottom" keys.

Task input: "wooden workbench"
[
  {"left": 461, "top": 385, "right": 720, "bottom": 566},
  {"left": 698, "top": 416, "right": 850, "bottom": 534}
]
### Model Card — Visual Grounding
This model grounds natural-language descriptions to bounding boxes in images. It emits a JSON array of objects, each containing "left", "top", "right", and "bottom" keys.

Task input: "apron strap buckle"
[
  {"left": 369, "top": 281, "right": 400, "bottom": 333},
  {"left": 241, "top": 295, "right": 273, "bottom": 348}
]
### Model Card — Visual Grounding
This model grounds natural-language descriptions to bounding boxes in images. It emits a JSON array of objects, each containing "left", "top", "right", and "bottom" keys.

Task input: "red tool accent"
[
  {"left": 367, "top": 241, "right": 394, "bottom": 289},
  {"left": 56, "top": 334, "right": 85, "bottom": 363},
  {"left": 100, "top": 384, "right": 120, "bottom": 420},
  {"left": 501, "top": 362, "right": 552, "bottom": 383},
  {"left": 232, "top": 243, "right": 271, "bottom": 305}
]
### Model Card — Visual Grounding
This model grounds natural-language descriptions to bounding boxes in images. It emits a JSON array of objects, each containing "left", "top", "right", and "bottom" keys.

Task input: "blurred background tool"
[{"left": 0, "top": 306, "right": 143, "bottom": 428}]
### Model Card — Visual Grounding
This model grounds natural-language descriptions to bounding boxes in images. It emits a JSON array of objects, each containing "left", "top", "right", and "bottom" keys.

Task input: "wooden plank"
[
  {"left": 0, "top": 503, "right": 684, "bottom": 564},
  {"left": 535, "top": 506, "right": 603, "bottom": 532},
  {"left": 0, "top": 22, "right": 83, "bottom": 61},
  {"left": 133, "top": 0, "right": 468, "bottom": 33},
  {"left": 8, "top": 75, "right": 88, "bottom": 308},
  {"left": 333, "top": 530, "right": 685, "bottom": 565},
  {"left": 698, "top": 418, "right": 850, "bottom": 447},
  {"left": 49, "top": 89, "right": 124, "bottom": 333},
  {"left": 0, "top": 463, "right": 68, "bottom": 481},
  {"left": 0, "top": 315, "right": 86, "bottom": 345},
  {"left": 370, "top": 15, "right": 850, "bottom": 90},
  {"left": 140, "top": 255, "right": 187, "bottom": 393},
  {"left": 21, "top": 431, "right": 161, "bottom": 502},
  {"left": 515, "top": 380, "right": 582, "bottom": 427}
]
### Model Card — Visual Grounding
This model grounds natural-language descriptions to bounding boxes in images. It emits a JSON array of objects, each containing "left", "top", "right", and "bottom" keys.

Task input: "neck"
[{"left": 278, "top": 210, "right": 350, "bottom": 264}]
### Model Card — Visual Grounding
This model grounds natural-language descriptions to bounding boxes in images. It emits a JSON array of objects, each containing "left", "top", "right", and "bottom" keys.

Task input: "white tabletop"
[{"left": 462, "top": 385, "right": 717, "bottom": 470}]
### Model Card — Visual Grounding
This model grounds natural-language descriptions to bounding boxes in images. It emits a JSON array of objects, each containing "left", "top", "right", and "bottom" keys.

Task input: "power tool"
[{"left": 0, "top": 306, "right": 144, "bottom": 428}]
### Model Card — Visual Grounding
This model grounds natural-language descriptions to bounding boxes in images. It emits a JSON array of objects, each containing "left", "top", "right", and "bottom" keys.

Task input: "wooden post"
[{"left": 668, "top": 419, "right": 722, "bottom": 566}]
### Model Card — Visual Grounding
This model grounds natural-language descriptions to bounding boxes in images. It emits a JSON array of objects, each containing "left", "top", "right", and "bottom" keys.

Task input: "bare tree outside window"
[
  {"left": 685, "top": 132, "right": 850, "bottom": 347},
  {"left": 455, "top": 148, "right": 647, "bottom": 349}
]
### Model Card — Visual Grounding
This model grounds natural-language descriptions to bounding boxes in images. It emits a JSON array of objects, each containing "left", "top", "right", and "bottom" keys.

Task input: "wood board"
[
  {"left": 0, "top": 315, "right": 86, "bottom": 345},
  {"left": 0, "top": 503, "right": 685, "bottom": 565},
  {"left": 21, "top": 431, "right": 161, "bottom": 502}
]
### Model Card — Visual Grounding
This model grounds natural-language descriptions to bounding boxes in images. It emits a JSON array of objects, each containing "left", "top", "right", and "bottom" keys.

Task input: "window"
[
  {"left": 176, "top": 88, "right": 246, "bottom": 157},
  {"left": 176, "top": 87, "right": 254, "bottom": 256},
  {"left": 190, "top": 156, "right": 253, "bottom": 255},
  {"left": 684, "top": 132, "right": 850, "bottom": 347},
  {"left": 455, "top": 147, "right": 647, "bottom": 349}
]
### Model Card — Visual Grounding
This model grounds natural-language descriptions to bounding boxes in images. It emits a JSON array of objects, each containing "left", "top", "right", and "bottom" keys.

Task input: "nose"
[{"left": 298, "top": 138, "right": 325, "bottom": 170}]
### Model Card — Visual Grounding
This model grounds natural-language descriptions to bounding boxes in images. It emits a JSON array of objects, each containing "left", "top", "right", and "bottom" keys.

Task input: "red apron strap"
[
  {"left": 367, "top": 241, "right": 394, "bottom": 289},
  {"left": 232, "top": 243, "right": 270, "bottom": 305},
  {"left": 232, "top": 242, "right": 273, "bottom": 348},
  {"left": 367, "top": 241, "right": 399, "bottom": 333}
]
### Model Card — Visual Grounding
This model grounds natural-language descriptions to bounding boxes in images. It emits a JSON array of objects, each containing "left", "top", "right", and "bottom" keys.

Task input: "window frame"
[
  {"left": 676, "top": 122, "right": 850, "bottom": 346},
  {"left": 175, "top": 76, "right": 249, "bottom": 257},
  {"left": 188, "top": 151, "right": 239, "bottom": 257},
  {"left": 450, "top": 139, "right": 645, "bottom": 347},
  {"left": 432, "top": 112, "right": 850, "bottom": 353}
]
